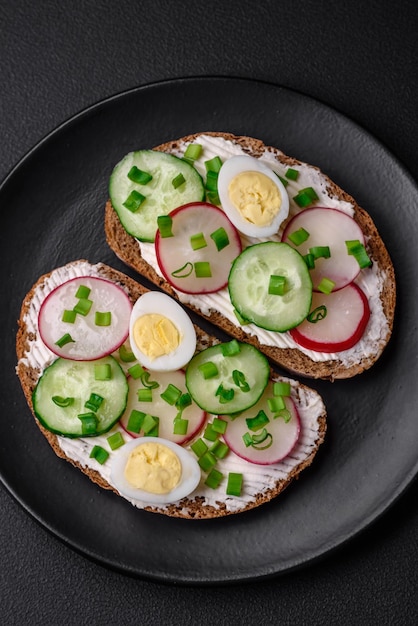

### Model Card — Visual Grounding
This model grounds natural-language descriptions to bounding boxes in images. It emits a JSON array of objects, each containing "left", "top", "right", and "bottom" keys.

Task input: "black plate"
[{"left": 1, "top": 77, "right": 416, "bottom": 584}]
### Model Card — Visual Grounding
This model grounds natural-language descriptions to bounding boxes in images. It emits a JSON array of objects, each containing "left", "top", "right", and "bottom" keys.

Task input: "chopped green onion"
[
  {"left": 203, "top": 423, "right": 219, "bottom": 442},
  {"left": 233, "top": 308, "right": 249, "bottom": 325},
  {"left": 52, "top": 396, "right": 74, "bottom": 408},
  {"left": 75, "top": 285, "right": 91, "bottom": 299},
  {"left": 205, "top": 170, "right": 219, "bottom": 192},
  {"left": 226, "top": 472, "right": 243, "bottom": 496},
  {"left": 142, "top": 414, "right": 159, "bottom": 436},
  {"left": 77, "top": 412, "right": 97, "bottom": 435},
  {"left": 210, "top": 226, "right": 230, "bottom": 251},
  {"left": 137, "top": 388, "right": 153, "bottom": 402},
  {"left": 232, "top": 369, "right": 250, "bottom": 392},
  {"left": 204, "top": 156, "right": 223, "bottom": 173},
  {"left": 285, "top": 167, "right": 299, "bottom": 181},
  {"left": 62, "top": 309, "right": 77, "bottom": 324},
  {"left": 118, "top": 344, "right": 136, "bottom": 362},
  {"left": 127, "top": 363, "right": 145, "bottom": 380},
  {"left": 89, "top": 445, "right": 109, "bottom": 465},
  {"left": 309, "top": 246, "right": 331, "bottom": 260},
  {"left": 194, "top": 261, "right": 212, "bottom": 278},
  {"left": 94, "top": 363, "right": 112, "bottom": 380},
  {"left": 127, "top": 166, "right": 152, "bottom": 185},
  {"left": 140, "top": 371, "right": 160, "bottom": 389},
  {"left": 107, "top": 431, "right": 125, "bottom": 450},
  {"left": 346, "top": 240, "right": 372, "bottom": 268},
  {"left": 242, "top": 432, "right": 253, "bottom": 447},
  {"left": 190, "top": 232, "right": 207, "bottom": 250},
  {"left": 184, "top": 143, "right": 203, "bottom": 161},
  {"left": 205, "top": 468, "right": 224, "bottom": 489},
  {"left": 215, "top": 384, "right": 235, "bottom": 404},
  {"left": 267, "top": 396, "right": 286, "bottom": 413},
  {"left": 293, "top": 187, "right": 319, "bottom": 208},
  {"left": 198, "top": 451, "right": 217, "bottom": 471},
  {"left": 160, "top": 383, "right": 182, "bottom": 406},
  {"left": 251, "top": 429, "right": 273, "bottom": 450},
  {"left": 274, "top": 409, "right": 291, "bottom": 423},
  {"left": 246, "top": 410, "right": 270, "bottom": 432},
  {"left": 55, "top": 333, "right": 75, "bottom": 348},
  {"left": 176, "top": 392, "right": 192, "bottom": 411},
  {"left": 172, "top": 173, "right": 186, "bottom": 189},
  {"left": 276, "top": 174, "right": 289, "bottom": 187},
  {"left": 73, "top": 298, "right": 93, "bottom": 317},
  {"left": 157, "top": 215, "right": 174, "bottom": 238},
  {"left": 84, "top": 393, "right": 104, "bottom": 412},
  {"left": 317, "top": 277, "right": 335, "bottom": 294},
  {"left": 209, "top": 439, "right": 229, "bottom": 460},
  {"left": 198, "top": 361, "right": 219, "bottom": 379},
  {"left": 288, "top": 227, "right": 310, "bottom": 246},
  {"left": 127, "top": 409, "right": 145, "bottom": 433},
  {"left": 206, "top": 190, "right": 220, "bottom": 205},
  {"left": 307, "top": 305, "right": 327, "bottom": 323},
  {"left": 173, "top": 417, "right": 189, "bottom": 435},
  {"left": 123, "top": 190, "right": 146, "bottom": 212},
  {"left": 171, "top": 262, "right": 194, "bottom": 278},
  {"left": 268, "top": 274, "right": 286, "bottom": 296},
  {"left": 304, "top": 253, "right": 316, "bottom": 269},
  {"left": 212, "top": 417, "right": 227, "bottom": 435},
  {"left": 273, "top": 381, "right": 291, "bottom": 396},
  {"left": 95, "top": 311, "right": 111, "bottom": 326},
  {"left": 191, "top": 438, "right": 208, "bottom": 458},
  {"left": 221, "top": 339, "right": 240, "bottom": 357}
]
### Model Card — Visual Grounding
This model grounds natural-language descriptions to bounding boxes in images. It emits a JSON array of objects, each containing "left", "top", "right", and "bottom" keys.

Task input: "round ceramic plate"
[{"left": 1, "top": 78, "right": 416, "bottom": 584}]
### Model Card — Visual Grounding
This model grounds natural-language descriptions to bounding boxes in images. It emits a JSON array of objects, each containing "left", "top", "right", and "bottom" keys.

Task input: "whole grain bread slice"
[
  {"left": 16, "top": 260, "right": 326, "bottom": 519},
  {"left": 105, "top": 131, "right": 396, "bottom": 381}
]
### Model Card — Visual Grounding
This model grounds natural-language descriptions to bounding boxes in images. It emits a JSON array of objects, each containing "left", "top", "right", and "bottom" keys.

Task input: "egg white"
[
  {"left": 217, "top": 155, "right": 289, "bottom": 237},
  {"left": 129, "top": 291, "right": 196, "bottom": 371},
  {"left": 110, "top": 437, "right": 201, "bottom": 505}
]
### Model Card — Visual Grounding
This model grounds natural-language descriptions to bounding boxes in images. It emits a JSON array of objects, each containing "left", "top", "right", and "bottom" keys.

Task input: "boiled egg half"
[
  {"left": 110, "top": 437, "right": 201, "bottom": 505},
  {"left": 129, "top": 291, "right": 196, "bottom": 371},
  {"left": 217, "top": 155, "right": 289, "bottom": 237}
]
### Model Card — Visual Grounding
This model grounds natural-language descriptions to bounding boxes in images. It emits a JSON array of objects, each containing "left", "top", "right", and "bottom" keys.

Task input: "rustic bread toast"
[
  {"left": 105, "top": 132, "right": 396, "bottom": 381},
  {"left": 16, "top": 260, "right": 326, "bottom": 518}
]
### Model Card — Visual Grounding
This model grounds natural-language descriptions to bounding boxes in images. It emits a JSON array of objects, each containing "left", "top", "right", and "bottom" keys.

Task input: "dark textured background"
[{"left": 2, "top": 1, "right": 418, "bottom": 623}]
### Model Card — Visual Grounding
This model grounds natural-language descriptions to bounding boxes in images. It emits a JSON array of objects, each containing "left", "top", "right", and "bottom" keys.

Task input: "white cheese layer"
[
  {"left": 18, "top": 262, "right": 325, "bottom": 515},
  {"left": 139, "top": 134, "right": 389, "bottom": 367}
]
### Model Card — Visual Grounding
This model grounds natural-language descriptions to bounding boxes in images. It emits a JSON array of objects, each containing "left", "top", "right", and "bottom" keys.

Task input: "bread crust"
[
  {"left": 16, "top": 260, "right": 326, "bottom": 519},
  {"left": 105, "top": 131, "right": 396, "bottom": 381}
]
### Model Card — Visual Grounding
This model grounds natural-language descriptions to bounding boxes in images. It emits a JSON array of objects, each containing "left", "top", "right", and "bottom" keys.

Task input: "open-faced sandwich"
[
  {"left": 16, "top": 260, "right": 326, "bottom": 519},
  {"left": 105, "top": 132, "right": 396, "bottom": 381}
]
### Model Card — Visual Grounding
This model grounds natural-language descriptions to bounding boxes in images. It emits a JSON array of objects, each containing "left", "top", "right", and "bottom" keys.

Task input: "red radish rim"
[
  {"left": 155, "top": 201, "right": 242, "bottom": 295},
  {"left": 38, "top": 275, "right": 132, "bottom": 361},
  {"left": 289, "top": 282, "right": 370, "bottom": 353}
]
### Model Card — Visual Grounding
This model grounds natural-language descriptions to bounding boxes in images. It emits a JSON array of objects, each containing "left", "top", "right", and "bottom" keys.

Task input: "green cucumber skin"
[
  {"left": 185, "top": 342, "right": 270, "bottom": 415},
  {"left": 109, "top": 150, "right": 205, "bottom": 242},
  {"left": 228, "top": 242, "right": 313, "bottom": 332},
  {"left": 33, "top": 356, "right": 128, "bottom": 438}
]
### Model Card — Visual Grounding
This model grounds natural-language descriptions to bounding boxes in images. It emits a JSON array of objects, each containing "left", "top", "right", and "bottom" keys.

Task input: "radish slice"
[
  {"left": 289, "top": 283, "right": 370, "bottom": 352},
  {"left": 155, "top": 202, "right": 242, "bottom": 294},
  {"left": 120, "top": 369, "right": 207, "bottom": 446},
  {"left": 221, "top": 381, "right": 301, "bottom": 465},
  {"left": 282, "top": 207, "right": 365, "bottom": 291},
  {"left": 38, "top": 276, "right": 132, "bottom": 360}
]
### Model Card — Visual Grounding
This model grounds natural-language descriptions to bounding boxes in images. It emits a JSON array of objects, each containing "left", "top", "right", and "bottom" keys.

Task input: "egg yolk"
[
  {"left": 124, "top": 442, "right": 181, "bottom": 494},
  {"left": 228, "top": 171, "right": 282, "bottom": 226},
  {"left": 133, "top": 313, "right": 180, "bottom": 360}
]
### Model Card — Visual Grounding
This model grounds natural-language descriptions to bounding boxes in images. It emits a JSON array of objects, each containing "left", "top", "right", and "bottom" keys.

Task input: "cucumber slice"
[
  {"left": 228, "top": 242, "right": 312, "bottom": 332},
  {"left": 33, "top": 356, "right": 128, "bottom": 437},
  {"left": 185, "top": 342, "right": 270, "bottom": 415},
  {"left": 109, "top": 150, "right": 205, "bottom": 242}
]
